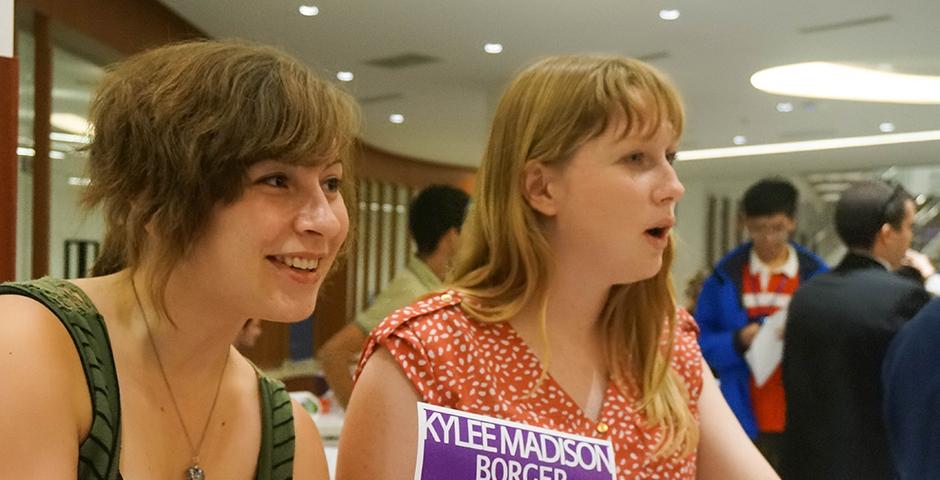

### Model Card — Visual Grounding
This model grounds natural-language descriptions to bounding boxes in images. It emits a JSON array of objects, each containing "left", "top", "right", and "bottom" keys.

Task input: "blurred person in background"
[
  {"left": 317, "top": 184, "right": 469, "bottom": 407},
  {"left": 684, "top": 268, "right": 710, "bottom": 313},
  {"left": 883, "top": 296, "right": 940, "bottom": 480},
  {"left": 782, "top": 180, "right": 931, "bottom": 480},
  {"left": 695, "top": 178, "right": 827, "bottom": 470}
]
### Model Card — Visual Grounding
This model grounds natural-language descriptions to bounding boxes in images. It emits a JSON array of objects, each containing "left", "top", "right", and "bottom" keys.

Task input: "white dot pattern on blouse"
[{"left": 355, "top": 290, "right": 704, "bottom": 479}]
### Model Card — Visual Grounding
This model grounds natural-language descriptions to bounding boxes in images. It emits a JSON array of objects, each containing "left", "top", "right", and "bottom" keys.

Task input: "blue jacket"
[
  {"left": 883, "top": 298, "right": 940, "bottom": 480},
  {"left": 694, "top": 242, "right": 827, "bottom": 438}
]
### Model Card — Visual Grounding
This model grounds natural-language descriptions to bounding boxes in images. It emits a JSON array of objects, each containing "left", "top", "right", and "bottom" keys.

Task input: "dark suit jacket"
[{"left": 781, "top": 252, "right": 930, "bottom": 480}]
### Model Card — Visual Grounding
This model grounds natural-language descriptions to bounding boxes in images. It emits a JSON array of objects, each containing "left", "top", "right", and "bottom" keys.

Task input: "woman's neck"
[
  {"left": 511, "top": 269, "right": 610, "bottom": 350},
  {"left": 125, "top": 269, "right": 243, "bottom": 376}
]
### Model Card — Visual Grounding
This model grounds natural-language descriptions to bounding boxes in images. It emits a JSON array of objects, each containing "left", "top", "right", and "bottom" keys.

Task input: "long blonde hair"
[{"left": 448, "top": 54, "right": 697, "bottom": 457}]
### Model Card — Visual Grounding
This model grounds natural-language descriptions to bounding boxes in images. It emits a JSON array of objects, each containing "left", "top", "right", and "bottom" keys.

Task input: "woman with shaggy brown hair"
[
  {"left": 0, "top": 40, "right": 357, "bottom": 479},
  {"left": 339, "top": 54, "right": 777, "bottom": 479}
]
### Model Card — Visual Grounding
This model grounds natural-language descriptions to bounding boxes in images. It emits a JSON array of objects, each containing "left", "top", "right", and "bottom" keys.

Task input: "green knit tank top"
[{"left": 0, "top": 277, "right": 296, "bottom": 479}]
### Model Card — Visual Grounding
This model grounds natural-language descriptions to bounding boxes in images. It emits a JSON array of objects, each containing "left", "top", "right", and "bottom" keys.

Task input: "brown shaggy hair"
[{"left": 82, "top": 39, "right": 359, "bottom": 313}]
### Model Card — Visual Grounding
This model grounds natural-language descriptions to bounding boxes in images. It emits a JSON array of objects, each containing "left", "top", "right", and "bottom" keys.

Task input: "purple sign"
[{"left": 415, "top": 403, "right": 616, "bottom": 480}]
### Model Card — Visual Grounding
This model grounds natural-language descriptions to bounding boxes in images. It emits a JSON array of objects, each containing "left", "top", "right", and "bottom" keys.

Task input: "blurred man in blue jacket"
[
  {"left": 694, "top": 178, "right": 827, "bottom": 470},
  {"left": 883, "top": 297, "right": 940, "bottom": 480}
]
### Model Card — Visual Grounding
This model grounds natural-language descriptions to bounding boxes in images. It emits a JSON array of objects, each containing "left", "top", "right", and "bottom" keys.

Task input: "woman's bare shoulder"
[{"left": 0, "top": 294, "right": 92, "bottom": 475}]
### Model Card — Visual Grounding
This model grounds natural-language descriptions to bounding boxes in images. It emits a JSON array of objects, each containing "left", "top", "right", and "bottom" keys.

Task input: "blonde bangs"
[{"left": 592, "top": 58, "right": 685, "bottom": 142}]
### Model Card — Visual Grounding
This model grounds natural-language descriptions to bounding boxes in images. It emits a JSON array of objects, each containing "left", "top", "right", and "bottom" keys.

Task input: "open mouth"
[
  {"left": 645, "top": 227, "right": 669, "bottom": 239},
  {"left": 269, "top": 255, "right": 320, "bottom": 272}
]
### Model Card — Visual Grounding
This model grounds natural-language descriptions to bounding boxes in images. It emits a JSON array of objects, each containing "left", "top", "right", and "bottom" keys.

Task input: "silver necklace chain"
[{"left": 131, "top": 278, "right": 230, "bottom": 478}]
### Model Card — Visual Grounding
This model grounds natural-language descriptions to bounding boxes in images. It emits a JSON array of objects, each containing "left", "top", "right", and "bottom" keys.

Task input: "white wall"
[
  {"left": 49, "top": 152, "right": 104, "bottom": 278},
  {"left": 1, "top": 0, "right": 12, "bottom": 58},
  {"left": 15, "top": 152, "right": 105, "bottom": 280}
]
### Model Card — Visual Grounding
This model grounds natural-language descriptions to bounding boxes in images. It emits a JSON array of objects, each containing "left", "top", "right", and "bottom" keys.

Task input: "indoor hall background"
[{"left": 6, "top": 0, "right": 940, "bottom": 375}]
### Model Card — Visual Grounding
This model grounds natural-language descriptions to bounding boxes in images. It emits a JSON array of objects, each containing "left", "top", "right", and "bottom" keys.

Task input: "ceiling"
[
  {"left": 27, "top": 0, "right": 940, "bottom": 181},
  {"left": 153, "top": 0, "right": 940, "bottom": 178}
]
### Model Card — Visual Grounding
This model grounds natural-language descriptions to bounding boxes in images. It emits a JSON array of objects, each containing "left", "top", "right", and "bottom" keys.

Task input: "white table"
[
  {"left": 324, "top": 445, "right": 338, "bottom": 479},
  {"left": 314, "top": 410, "right": 344, "bottom": 479}
]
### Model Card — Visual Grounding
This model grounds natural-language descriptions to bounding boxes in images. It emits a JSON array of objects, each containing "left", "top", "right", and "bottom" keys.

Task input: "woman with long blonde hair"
[{"left": 339, "top": 54, "right": 777, "bottom": 479}]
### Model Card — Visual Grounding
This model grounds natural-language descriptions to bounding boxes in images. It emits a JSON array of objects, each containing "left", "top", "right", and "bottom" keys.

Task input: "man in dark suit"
[{"left": 781, "top": 180, "right": 931, "bottom": 480}]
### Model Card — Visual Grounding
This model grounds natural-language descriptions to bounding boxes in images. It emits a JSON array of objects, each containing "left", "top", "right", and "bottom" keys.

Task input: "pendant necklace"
[{"left": 132, "top": 278, "right": 230, "bottom": 480}]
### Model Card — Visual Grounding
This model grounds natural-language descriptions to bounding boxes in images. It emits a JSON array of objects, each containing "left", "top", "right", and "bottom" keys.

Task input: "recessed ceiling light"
[
  {"left": 336, "top": 71, "right": 354, "bottom": 82},
  {"left": 733, "top": 135, "right": 747, "bottom": 145},
  {"left": 678, "top": 129, "right": 940, "bottom": 161},
  {"left": 751, "top": 62, "right": 940, "bottom": 104},
  {"left": 483, "top": 43, "right": 503, "bottom": 54},
  {"left": 776, "top": 102, "right": 794, "bottom": 113},
  {"left": 879, "top": 122, "right": 895, "bottom": 133},
  {"left": 298, "top": 5, "right": 319, "bottom": 16},
  {"left": 659, "top": 9, "right": 680, "bottom": 20},
  {"left": 389, "top": 114, "right": 405, "bottom": 124},
  {"left": 916, "top": 194, "right": 927, "bottom": 206}
]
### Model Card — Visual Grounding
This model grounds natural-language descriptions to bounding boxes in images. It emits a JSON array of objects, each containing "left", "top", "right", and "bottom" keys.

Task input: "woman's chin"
[
  {"left": 616, "top": 262, "right": 663, "bottom": 285},
  {"left": 262, "top": 300, "right": 318, "bottom": 323}
]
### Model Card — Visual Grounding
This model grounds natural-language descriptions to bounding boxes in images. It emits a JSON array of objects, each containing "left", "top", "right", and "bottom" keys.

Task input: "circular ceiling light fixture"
[
  {"left": 751, "top": 62, "right": 940, "bottom": 104},
  {"left": 336, "top": 71, "right": 354, "bottom": 82},
  {"left": 733, "top": 135, "right": 747, "bottom": 145},
  {"left": 776, "top": 102, "right": 794, "bottom": 113},
  {"left": 389, "top": 114, "right": 405, "bottom": 124},
  {"left": 879, "top": 122, "right": 896, "bottom": 133}
]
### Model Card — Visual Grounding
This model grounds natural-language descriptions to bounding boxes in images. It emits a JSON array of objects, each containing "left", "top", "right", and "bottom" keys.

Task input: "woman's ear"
[{"left": 521, "top": 161, "right": 559, "bottom": 217}]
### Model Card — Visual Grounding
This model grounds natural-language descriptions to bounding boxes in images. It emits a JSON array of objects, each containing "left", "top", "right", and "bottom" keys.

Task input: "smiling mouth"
[{"left": 269, "top": 255, "right": 320, "bottom": 272}]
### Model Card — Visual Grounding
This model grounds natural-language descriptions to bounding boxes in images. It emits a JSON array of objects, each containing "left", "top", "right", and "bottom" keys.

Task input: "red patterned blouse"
[{"left": 356, "top": 290, "right": 704, "bottom": 479}]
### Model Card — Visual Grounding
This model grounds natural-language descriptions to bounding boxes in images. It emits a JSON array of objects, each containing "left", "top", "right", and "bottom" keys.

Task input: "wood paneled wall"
[
  {"left": 18, "top": 0, "right": 203, "bottom": 55},
  {"left": 0, "top": 55, "right": 17, "bottom": 282}
]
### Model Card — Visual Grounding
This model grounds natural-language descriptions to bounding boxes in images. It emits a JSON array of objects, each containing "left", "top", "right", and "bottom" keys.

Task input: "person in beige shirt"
[{"left": 317, "top": 185, "right": 469, "bottom": 407}]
